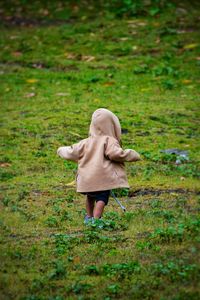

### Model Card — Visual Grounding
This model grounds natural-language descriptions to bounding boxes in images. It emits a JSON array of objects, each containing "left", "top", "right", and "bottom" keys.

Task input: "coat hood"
[{"left": 89, "top": 108, "right": 121, "bottom": 142}]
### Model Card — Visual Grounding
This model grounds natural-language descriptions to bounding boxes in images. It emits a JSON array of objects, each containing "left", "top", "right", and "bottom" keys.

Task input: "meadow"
[{"left": 0, "top": 1, "right": 200, "bottom": 299}]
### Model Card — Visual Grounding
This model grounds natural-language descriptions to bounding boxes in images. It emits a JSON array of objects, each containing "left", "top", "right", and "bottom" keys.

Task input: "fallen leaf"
[
  {"left": 130, "top": 31, "right": 137, "bottom": 35},
  {"left": 119, "top": 37, "right": 129, "bottom": 41},
  {"left": 132, "top": 46, "right": 138, "bottom": 51},
  {"left": 9, "top": 35, "right": 19, "bottom": 40},
  {"left": 0, "top": 163, "right": 11, "bottom": 168},
  {"left": 156, "top": 38, "right": 160, "bottom": 44},
  {"left": 72, "top": 5, "right": 79, "bottom": 12},
  {"left": 195, "top": 57, "right": 200, "bottom": 60},
  {"left": 128, "top": 24, "right": 137, "bottom": 28},
  {"left": 103, "top": 81, "right": 115, "bottom": 86},
  {"left": 182, "top": 79, "right": 192, "bottom": 84},
  {"left": 127, "top": 20, "right": 137, "bottom": 24},
  {"left": 74, "top": 256, "right": 80, "bottom": 263},
  {"left": 81, "top": 55, "right": 95, "bottom": 62},
  {"left": 26, "top": 79, "right": 38, "bottom": 83},
  {"left": 66, "top": 180, "right": 76, "bottom": 187},
  {"left": 25, "top": 93, "right": 35, "bottom": 98},
  {"left": 137, "top": 22, "right": 147, "bottom": 26},
  {"left": 183, "top": 43, "right": 198, "bottom": 50},
  {"left": 65, "top": 52, "right": 77, "bottom": 59},
  {"left": 177, "top": 30, "right": 187, "bottom": 34},
  {"left": 153, "top": 22, "right": 160, "bottom": 27},
  {"left": 42, "top": 9, "right": 49, "bottom": 16},
  {"left": 12, "top": 51, "right": 22, "bottom": 57},
  {"left": 56, "top": 92, "right": 69, "bottom": 96}
]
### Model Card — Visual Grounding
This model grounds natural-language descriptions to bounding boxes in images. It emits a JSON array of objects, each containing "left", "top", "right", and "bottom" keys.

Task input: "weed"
[
  {"left": 162, "top": 79, "right": 176, "bottom": 90},
  {"left": 151, "top": 260, "right": 199, "bottom": 282},
  {"left": 18, "top": 189, "right": 29, "bottom": 201},
  {"left": 53, "top": 234, "right": 77, "bottom": 255},
  {"left": 107, "top": 283, "right": 120, "bottom": 295},
  {"left": 71, "top": 282, "right": 92, "bottom": 295},
  {"left": 48, "top": 260, "right": 67, "bottom": 279},
  {"left": 150, "top": 217, "right": 200, "bottom": 243},
  {"left": 2, "top": 196, "right": 11, "bottom": 206},
  {"left": 150, "top": 199, "right": 162, "bottom": 209},
  {"left": 45, "top": 216, "right": 58, "bottom": 227},
  {"left": 133, "top": 64, "right": 149, "bottom": 74},
  {"left": 85, "top": 265, "right": 100, "bottom": 275},
  {"left": 0, "top": 171, "right": 16, "bottom": 181}
]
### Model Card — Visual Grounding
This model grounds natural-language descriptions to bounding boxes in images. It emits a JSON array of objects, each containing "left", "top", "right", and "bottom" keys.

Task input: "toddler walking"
[{"left": 57, "top": 108, "right": 140, "bottom": 223}]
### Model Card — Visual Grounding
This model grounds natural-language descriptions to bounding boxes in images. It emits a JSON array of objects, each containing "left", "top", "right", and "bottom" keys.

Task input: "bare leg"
[
  {"left": 93, "top": 200, "right": 105, "bottom": 219},
  {"left": 86, "top": 196, "right": 95, "bottom": 217}
]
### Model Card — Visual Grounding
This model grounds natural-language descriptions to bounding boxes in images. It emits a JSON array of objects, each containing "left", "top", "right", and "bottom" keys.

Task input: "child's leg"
[
  {"left": 93, "top": 200, "right": 105, "bottom": 219},
  {"left": 86, "top": 195, "right": 95, "bottom": 217}
]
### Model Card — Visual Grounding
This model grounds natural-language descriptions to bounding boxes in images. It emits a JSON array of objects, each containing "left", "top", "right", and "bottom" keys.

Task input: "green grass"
[{"left": 0, "top": 0, "right": 200, "bottom": 299}]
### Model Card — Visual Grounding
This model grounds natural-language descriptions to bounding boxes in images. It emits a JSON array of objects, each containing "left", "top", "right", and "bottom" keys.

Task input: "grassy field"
[{"left": 0, "top": 1, "right": 200, "bottom": 299}]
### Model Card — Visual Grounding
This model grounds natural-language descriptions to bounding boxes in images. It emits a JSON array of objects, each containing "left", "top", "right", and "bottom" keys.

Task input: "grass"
[{"left": 0, "top": 0, "right": 200, "bottom": 299}]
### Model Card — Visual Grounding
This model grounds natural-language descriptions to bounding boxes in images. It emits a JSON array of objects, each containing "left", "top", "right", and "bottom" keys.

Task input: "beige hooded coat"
[{"left": 57, "top": 108, "right": 140, "bottom": 193}]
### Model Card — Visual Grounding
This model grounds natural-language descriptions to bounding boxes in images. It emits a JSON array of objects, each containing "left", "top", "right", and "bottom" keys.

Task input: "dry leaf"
[
  {"left": 9, "top": 35, "right": 19, "bottom": 40},
  {"left": 127, "top": 20, "right": 137, "bottom": 24},
  {"left": 81, "top": 55, "right": 95, "bottom": 62},
  {"left": 153, "top": 22, "right": 160, "bottom": 27},
  {"left": 56, "top": 92, "right": 69, "bottom": 96},
  {"left": 0, "top": 162, "right": 11, "bottom": 168},
  {"left": 12, "top": 51, "right": 22, "bottom": 57},
  {"left": 66, "top": 180, "right": 76, "bottom": 187},
  {"left": 156, "top": 38, "right": 160, "bottom": 44},
  {"left": 26, "top": 79, "right": 38, "bottom": 83},
  {"left": 74, "top": 256, "right": 80, "bottom": 263},
  {"left": 65, "top": 52, "right": 77, "bottom": 59},
  {"left": 137, "top": 22, "right": 147, "bottom": 26},
  {"left": 25, "top": 92, "right": 35, "bottom": 98},
  {"left": 128, "top": 24, "right": 137, "bottom": 28},
  {"left": 182, "top": 79, "right": 192, "bottom": 84},
  {"left": 42, "top": 9, "right": 49, "bottom": 16},
  {"left": 103, "top": 81, "right": 115, "bottom": 86},
  {"left": 119, "top": 37, "right": 129, "bottom": 41},
  {"left": 183, "top": 43, "right": 198, "bottom": 50}
]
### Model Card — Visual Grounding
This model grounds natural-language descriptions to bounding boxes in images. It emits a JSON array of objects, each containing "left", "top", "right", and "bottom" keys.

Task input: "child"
[{"left": 57, "top": 108, "right": 140, "bottom": 223}]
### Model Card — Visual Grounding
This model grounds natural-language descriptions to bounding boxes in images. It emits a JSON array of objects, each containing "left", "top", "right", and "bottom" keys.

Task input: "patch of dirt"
[
  {"left": 0, "top": 61, "right": 79, "bottom": 72},
  {"left": 0, "top": 16, "right": 77, "bottom": 27},
  {"left": 129, "top": 188, "right": 199, "bottom": 197}
]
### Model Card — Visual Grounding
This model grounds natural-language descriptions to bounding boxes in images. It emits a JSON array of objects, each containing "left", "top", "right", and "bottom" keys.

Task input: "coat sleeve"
[
  {"left": 105, "top": 138, "right": 140, "bottom": 162},
  {"left": 57, "top": 143, "right": 80, "bottom": 162}
]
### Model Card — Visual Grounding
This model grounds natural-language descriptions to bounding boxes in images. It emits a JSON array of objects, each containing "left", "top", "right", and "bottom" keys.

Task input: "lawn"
[{"left": 0, "top": 1, "right": 200, "bottom": 299}]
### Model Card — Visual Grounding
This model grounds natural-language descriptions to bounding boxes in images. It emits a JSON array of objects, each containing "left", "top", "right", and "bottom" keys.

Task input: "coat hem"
[{"left": 77, "top": 183, "right": 129, "bottom": 193}]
